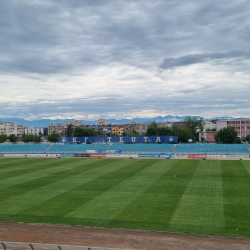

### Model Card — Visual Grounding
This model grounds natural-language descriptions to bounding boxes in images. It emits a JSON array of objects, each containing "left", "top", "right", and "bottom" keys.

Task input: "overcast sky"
[{"left": 1, "top": 0, "right": 250, "bottom": 120}]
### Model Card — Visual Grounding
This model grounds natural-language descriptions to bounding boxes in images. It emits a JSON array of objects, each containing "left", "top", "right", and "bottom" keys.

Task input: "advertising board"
[
  {"left": 90, "top": 154, "right": 106, "bottom": 158},
  {"left": 139, "top": 154, "right": 174, "bottom": 158},
  {"left": 188, "top": 154, "right": 207, "bottom": 159},
  {"left": 106, "top": 150, "right": 122, "bottom": 153},
  {"left": 61, "top": 153, "right": 75, "bottom": 157},
  {"left": 207, "top": 155, "right": 227, "bottom": 159},
  {"left": 75, "top": 154, "right": 90, "bottom": 157},
  {"left": 0, "top": 154, "right": 4, "bottom": 157},
  {"left": 174, "top": 155, "right": 188, "bottom": 158},
  {"left": 86, "top": 150, "right": 101, "bottom": 154},
  {"left": 107, "top": 154, "right": 138, "bottom": 158},
  {"left": 225, "top": 154, "right": 249, "bottom": 159},
  {"left": 4, "top": 154, "right": 60, "bottom": 157}
]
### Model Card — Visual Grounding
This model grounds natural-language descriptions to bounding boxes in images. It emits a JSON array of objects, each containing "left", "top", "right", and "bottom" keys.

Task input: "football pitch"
[{"left": 0, "top": 157, "right": 250, "bottom": 238}]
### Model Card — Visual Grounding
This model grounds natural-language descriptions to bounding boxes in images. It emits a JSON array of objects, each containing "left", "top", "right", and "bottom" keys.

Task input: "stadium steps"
[
  {"left": 44, "top": 144, "right": 53, "bottom": 153},
  {"left": 173, "top": 144, "right": 177, "bottom": 154},
  {"left": 106, "top": 143, "right": 113, "bottom": 150}
]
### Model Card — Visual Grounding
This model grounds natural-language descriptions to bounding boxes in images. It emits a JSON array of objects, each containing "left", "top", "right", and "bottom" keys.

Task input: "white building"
[
  {"left": 24, "top": 126, "right": 44, "bottom": 135},
  {"left": 216, "top": 119, "right": 250, "bottom": 139},
  {"left": 97, "top": 118, "right": 107, "bottom": 125},
  {"left": 203, "top": 121, "right": 216, "bottom": 131},
  {"left": 0, "top": 122, "right": 24, "bottom": 137}
]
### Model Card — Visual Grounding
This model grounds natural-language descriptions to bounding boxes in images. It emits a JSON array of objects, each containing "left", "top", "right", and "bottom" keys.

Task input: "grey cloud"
[
  {"left": 1, "top": 0, "right": 250, "bottom": 119},
  {"left": 0, "top": 0, "right": 250, "bottom": 75},
  {"left": 160, "top": 50, "right": 249, "bottom": 69}
]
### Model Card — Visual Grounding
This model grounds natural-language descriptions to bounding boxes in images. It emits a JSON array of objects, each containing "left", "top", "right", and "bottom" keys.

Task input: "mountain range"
[{"left": 1, "top": 115, "right": 245, "bottom": 127}]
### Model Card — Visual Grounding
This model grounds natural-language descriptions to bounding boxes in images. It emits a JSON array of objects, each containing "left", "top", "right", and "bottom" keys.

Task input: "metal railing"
[{"left": 0, "top": 242, "right": 139, "bottom": 250}]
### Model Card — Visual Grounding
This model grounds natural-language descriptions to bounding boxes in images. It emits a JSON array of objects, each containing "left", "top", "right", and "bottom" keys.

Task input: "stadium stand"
[
  {"left": 0, "top": 144, "right": 50, "bottom": 154},
  {"left": 0, "top": 143, "right": 249, "bottom": 155},
  {"left": 175, "top": 143, "right": 249, "bottom": 154},
  {"left": 47, "top": 144, "right": 110, "bottom": 154},
  {"left": 108, "top": 143, "right": 174, "bottom": 153}
]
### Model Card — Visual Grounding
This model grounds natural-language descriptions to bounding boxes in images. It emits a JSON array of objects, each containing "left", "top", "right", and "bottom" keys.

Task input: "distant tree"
[
  {"left": 66, "top": 124, "right": 74, "bottom": 137},
  {"left": 0, "top": 133, "right": 8, "bottom": 143},
  {"left": 22, "top": 134, "right": 41, "bottom": 143},
  {"left": 48, "top": 133, "right": 60, "bottom": 143},
  {"left": 129, "top": 122, "right": 137, "bottom": 134},
  {"left": 8, "top": 134, "right": 18, "bottom": 143},
  {"left": 145, "top": 122, "right": 193, "bottom": 142},
  {"left": 38, "top": 131, "right": 43, "bottom": 137},
  {"left": 246, "top": 134, "right": 249, "bottom": 142},
  {"left": 111, "top": 133, "right": 119, "bottom": 136},
  {"left": 171, "top": 125, "right": 193, "bottom": 143},
  {"left": 214, "top": 127, "right": 240, "bottom": 144},
  {"left": 74, "top": 127, "right": 97, "bottom": 137},
  {"left": 157, "top": 126, "right": 172, "bottom": 136},
  {"left": 123, "top": 131, "right": 139, "bottom": 136},
  {"left": 185, "top": 116, "right": 205, "bottom": 141},
  {"left": 145, "top": 121, "right": 158, "bottom": 136},
  {"left": 206, "top": 128, "right": 216, "bottom": 131},
  {"left": 96, "top": 130, "right": 105, "bottom": 136}
]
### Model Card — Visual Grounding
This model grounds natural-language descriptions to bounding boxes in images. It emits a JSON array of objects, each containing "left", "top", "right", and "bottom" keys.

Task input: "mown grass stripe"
[
  {"left": 106, "top": 160, "right": 199, "bottom": 231},
  {"left": 0, "top": 158, "right": 116, "bottom": 203},
  {"left": 17, "top": 159, "right": 154, "bottom": 223},
  {"left": 64, "top": 159, "right": 178, "bottom": 226},
  {"left": 169, "top": 160, "right": 224, "bottom": 235},
  {"left": 241, "top": 160, "right": 250, "bottom": 175},
  {"left": 0, "top": 158, "right": 45, "bottom": 171},
  {"left": 221, "top": 160, "right": 250, "bottom": 238},
  {"left": 0, "top": 158, "right": 96, "bottom": 190},
  {"left": 0, "top": 159, "right": 136, "bottom": 217},
  {"left": 0, "top": 158, "right": 69, "bottom": 180},
  {"left": 0, "top": 158, "right": 29, "bottom": 166}
]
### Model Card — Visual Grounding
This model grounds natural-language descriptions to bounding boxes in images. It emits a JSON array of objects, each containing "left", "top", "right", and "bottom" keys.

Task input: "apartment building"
[
  {"left": 124, "top": 122, "right": 148, "bottom": 135},
  {"left": 48, "top": 123, "right": 64, "bottom": 135},
  {"left": 66, "top": 121, "right": 83, "bottom": 128},
  {"left": 112, "top": 125, "right": 126, "bottom": 136},
  {"left": 216, "top": 119, "right": 250, "bottom": 139},
  {"left": 204, "top": 121, "right": 216, "bottom": 131},
  {"left": 97, "top": 118, "right": 107, "bottom": 125},
  {"left": 0, "top": 122, "right": 24, "bottom": 137},
  {"left": 173, "top": 122, "right": 187, "bottom": 129},
  {"left": 24, "top": 126, "right": 44, "bottom": 135},
  {"left": 157, "top": 122, "right": 172, "bottom": 128}
]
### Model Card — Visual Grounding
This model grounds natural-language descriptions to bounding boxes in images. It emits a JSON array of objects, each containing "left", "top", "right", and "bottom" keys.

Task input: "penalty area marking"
[{"left": 174, "top": 171, "right": 193, "bottom": 182}]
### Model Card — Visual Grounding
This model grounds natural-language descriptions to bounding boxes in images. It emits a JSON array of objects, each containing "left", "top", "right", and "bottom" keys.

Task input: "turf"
[{"left": 0, "top": 158, "right": 250, "bottom": 238}]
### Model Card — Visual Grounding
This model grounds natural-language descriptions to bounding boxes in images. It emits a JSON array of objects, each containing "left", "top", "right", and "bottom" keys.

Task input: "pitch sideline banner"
[
  {"left": 90, "top": 154, "right": 106, "bottom": 158},
  {"left": 174, "top": 155, "right": 188, "bottom": 158},
  {"left": 188, "top": 154, "right": 207, "bottom": 159},
  {"left": 139, "top": 154, "right": 174, "bottom": 158},
  {"left": 107, "top": 154, "right": 138, "bottom": 158},
  {"left": 75, "top": 154, "right": 90, "bottom": 157},
  {"left": 4, "top": 154, "right": 60, "bottom": 157},
  {"left": 61, "top": 153, "right": 75, "bottom": 157}
]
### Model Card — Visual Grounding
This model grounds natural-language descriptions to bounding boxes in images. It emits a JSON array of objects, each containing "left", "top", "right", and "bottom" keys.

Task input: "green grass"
[{"left": 1, "top": 158, "right": 250, "bottom": 238}]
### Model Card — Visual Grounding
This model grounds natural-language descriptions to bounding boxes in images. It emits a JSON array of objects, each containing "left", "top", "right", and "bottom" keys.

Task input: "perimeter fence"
[{"left": 0, "top": 242, "right": 139, "bottom": 250}]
